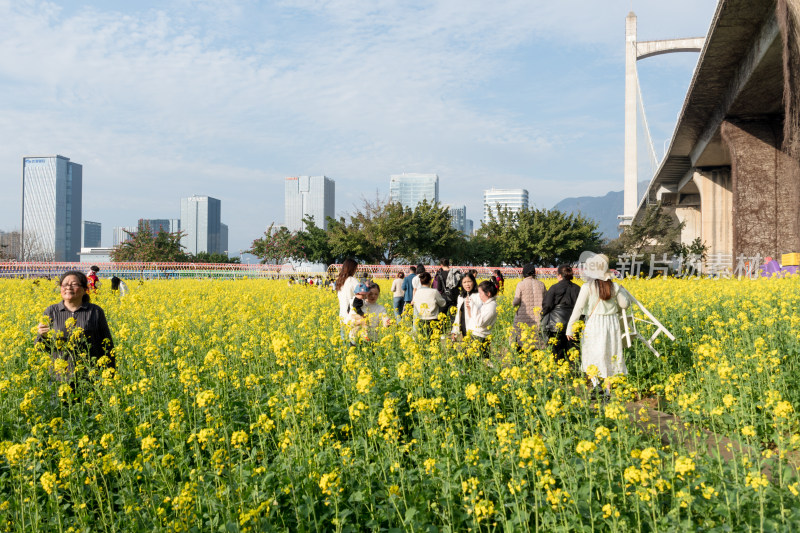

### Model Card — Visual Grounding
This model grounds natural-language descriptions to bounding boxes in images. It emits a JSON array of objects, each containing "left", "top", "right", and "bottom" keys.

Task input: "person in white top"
[
  {"left": 335, "top": 258, "right": 360, "bottom": 328},
  {"left": 390, "top": 272, "right": 406, "bottom": 318},
  {"left": 469, "top": 280, "right": 498, "bottom": 357},
  {"left": 361, "top": 283, "right": 392, "bottom": 340},
  {"left": 411, "top": 263, "right": 425, "bottom": 296},
  {"left": 411, "top": 271, "right": 446, "bottom": 338},
  {"left": 451, "top": 273, "right": 482, "bottom": 340},
  {"left": 566, "top": 253, "right": 632, "bottom": 398}
]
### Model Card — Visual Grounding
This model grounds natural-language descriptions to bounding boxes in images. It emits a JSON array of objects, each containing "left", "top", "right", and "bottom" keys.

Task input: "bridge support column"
[
  {"left": 675, "top": 205, "right": 701, "bottom": 249},
  {"left": 694, "top": 169, "right": 733, "bottom": 256},
  {"left": 721, "top": 118, "right": 800, "bottom": 258}
]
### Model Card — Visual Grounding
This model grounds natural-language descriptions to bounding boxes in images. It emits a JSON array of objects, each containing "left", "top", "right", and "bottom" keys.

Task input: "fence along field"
[
  {"left": 0, "top": 262, "right": 556, "bottom": 280},
  {"left": 1, "top": 274, "right": 799, "bottom": 531}
]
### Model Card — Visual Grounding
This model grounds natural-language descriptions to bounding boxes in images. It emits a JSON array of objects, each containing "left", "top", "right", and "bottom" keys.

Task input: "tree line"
[
  {"left": 246, "top": 198, "right": 603, "bottom": 266},
  {"left": 109, "top": 222, "right": 239, "bottom": 263},
  {"left": 104, "top": 199, "right": 696, "bottom": 268}
]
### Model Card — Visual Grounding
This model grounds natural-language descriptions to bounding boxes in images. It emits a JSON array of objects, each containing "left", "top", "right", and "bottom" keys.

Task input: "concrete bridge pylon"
[{"left": 621, "top": 12, "right": 705, "bottom": 228}]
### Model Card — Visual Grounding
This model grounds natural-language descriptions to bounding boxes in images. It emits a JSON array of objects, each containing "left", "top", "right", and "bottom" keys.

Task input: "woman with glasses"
[{"left": 37, "top": 270, "right": 115, "bottom": 385}]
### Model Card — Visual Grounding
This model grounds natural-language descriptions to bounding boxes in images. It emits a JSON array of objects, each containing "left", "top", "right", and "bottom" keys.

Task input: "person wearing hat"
[
  {"left": 566, "top": 254, "right": 631, "bottom": 399},
  {"left": 511, "top": 263, "right": 547, "bottom": 351}
]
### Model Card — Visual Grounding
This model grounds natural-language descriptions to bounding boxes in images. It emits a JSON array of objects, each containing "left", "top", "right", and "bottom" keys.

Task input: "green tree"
[
  {"left": 246, "top": 224, "right": 302, "bottom": 264},
  {"left": 294, "top": 216, "right": 338, "bottom": 265},
  {"left": 452, "top": 234, "right": 494, "bottom": 266},
  {"left": 670, "top": 237, "right": 709, "bottom": 263},
  {"left": 478, "top": 206, "right": 601, "bottom": 266},
  {"left": 110, "top": 222, "right": 188, "bottom": 262},
  {"left": 191, "top": 251, "right": 241, "bottom": 264},
  {"left": 328, "top": 197, "right": 415, "bottom": 264},
  {"left": 410, "top": 200, "right": 466, "bottom": 262},
  {"left": 604, "top": 202, "right": 684, "bottom": 261}
]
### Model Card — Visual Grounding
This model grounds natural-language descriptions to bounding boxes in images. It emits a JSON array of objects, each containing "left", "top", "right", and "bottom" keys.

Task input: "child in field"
[
  {"left": 347, "top": 283, "right": 371, "bottom": 344},
  {"left": 87, "top": 266, "right": 100, "bottom": 292},
  {"left": 362, "top": 283, "right": 392, "bottom": 340}
]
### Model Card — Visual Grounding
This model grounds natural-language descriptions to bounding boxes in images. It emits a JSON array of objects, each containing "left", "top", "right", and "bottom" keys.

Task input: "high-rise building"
[
  {"left": 139, "top": 219, "right": 172, "bottom": 235},
  {"left": 483, "top": 188, "right": 529, "bottom": 222},
  {"left": 220, "top": 223, "right": 229, "bottom": 256},
  {"left": 389, "top": 173, "right": 439, "bottom": 208},
  {"left": 0, "top": 230, "right": 22, "bottom": 260},
  {"left": 169, "top": 219, "right": 181, "bottom": 233},
  {"left": 112, "top": 226, "right": 137, "bottom": 246},
  {"left": 180, "top": 195, "right": 222, "bottom": 255},
  {"left": 284, "top": 176, "right": 335, "bottom": 232},
  {"left": 466, "top": 219, "right": 474, "bottom": 236},
  {"left": 448, "top": 205, "right": 469, "bottom": 235},
  {"left": 82, "top": 221, "right": 102, "bottom": 248},
  {"left": 21, "top": 155, "right": 83, "bottom": 261}
]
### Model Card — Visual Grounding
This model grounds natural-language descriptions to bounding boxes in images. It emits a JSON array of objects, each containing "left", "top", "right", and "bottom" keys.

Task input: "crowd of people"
[
  {"left": 335, "top": 255, "right": 634, "bottom": 395},
  {"left": 35, "top": 254, "right": 632, "bottom": 401}
]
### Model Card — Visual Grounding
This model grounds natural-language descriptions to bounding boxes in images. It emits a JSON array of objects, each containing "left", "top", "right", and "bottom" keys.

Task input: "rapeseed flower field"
[{"left": 1, "top": 276, "right": 799, "bottom": 531}]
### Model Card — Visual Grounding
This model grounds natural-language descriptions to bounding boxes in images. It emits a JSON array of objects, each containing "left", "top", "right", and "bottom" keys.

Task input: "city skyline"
[{"left": 0, "top": 1, "right": 718, "bottom": 256}]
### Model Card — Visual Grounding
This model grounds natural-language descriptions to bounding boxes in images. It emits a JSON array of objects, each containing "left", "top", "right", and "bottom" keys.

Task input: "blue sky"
[{"left": 0, "top": 0, "right": 718, "bottom": 256}]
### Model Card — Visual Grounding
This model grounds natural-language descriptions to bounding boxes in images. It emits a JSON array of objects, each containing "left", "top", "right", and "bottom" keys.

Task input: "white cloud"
[{"left": 0, "top": 0, "right": 718, "bottom": 252}]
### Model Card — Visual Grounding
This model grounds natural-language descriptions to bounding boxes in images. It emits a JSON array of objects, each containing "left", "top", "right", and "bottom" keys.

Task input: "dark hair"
[
  {"left": 111, "top": 276, "right": 121, "bottom": 290},
  {"left": 417, "top": 271, "right": 432, "bottom": 286},
  {"left": 367, "top": 282, "right": 380, "bottom": 293},
  {"left": 90, "top": 265, "right": 100, "bottom": 272},
  {"left": 59, "top": 270, "right": 91, "bottom": 303},
  {"left": 397, "top": 271, "right": 405, "bottom": 279},
  {"left": 478, "top": 280, "right": 498, "bottom": 298},
  {"left": 335, "top": 259, "right": 358, "bottom": 291},
  {"left": 493, "top": 269, "right": 504, "bottom": 281},
  {"left": 595, "top": 279, "right": 614, "bottom": 301},
  {"left": 557, "top": 265, "right": 574, "bottom": 281},
  {"left": 440, "top": 258, "right": 450, "bottom": 267},
  {"left": 522, "top": 263, "right": 536, "bottom": 278},
  {"left": 416, "top": 263, "right": 426, "bottom": 274},
  {"left": 410, "top": 266, "right": 417, "bottom": 273},
  {"left": 460, "top": 272, "right": 478, "bottom": 295}
]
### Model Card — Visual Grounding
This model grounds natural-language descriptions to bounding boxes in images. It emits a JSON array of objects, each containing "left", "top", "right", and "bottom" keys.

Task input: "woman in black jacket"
[
  {"left": 541, "top": 265, "right": 580, "bottom": 362},
  {"left": 37, "top": 270, "right": 115, "bottom": 388}
]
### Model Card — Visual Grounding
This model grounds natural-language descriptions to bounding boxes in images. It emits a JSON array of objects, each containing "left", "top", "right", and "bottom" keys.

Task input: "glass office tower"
[
  {"left": 483, "top": 188, "right": 529, "bottom": 222},
  {"left": 284, "top": 176, "right": 335, "bottom": 232},
  {"left": 389, "top": 173, "right": 439, "bottom": 208},
  {"left": 448, "top": 205, "right": 469, "bottom": 235},
  {"left": 180, "top": 195, "right": 222, "bottom": 255},
  {"left": 21, "top": 155, "right": 83, "bottom": 261},
  {"left": 82, "top": 221, "right": 102, "bottom": 248}
]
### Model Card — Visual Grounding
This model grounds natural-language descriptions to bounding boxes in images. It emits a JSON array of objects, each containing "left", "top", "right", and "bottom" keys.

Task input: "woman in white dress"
[{"left": 566, "top": 254, "right": 631, "bottom": 397}]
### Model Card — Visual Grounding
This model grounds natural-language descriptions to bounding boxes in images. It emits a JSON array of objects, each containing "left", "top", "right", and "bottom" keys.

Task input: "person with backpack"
[{"left": 541, "top": 265, "right": 580, "bottom": 361}]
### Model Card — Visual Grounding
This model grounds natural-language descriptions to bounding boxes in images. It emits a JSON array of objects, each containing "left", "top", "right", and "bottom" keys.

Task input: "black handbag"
[{"left": 547, "top": 305, "right": 572, "bottom": 334}]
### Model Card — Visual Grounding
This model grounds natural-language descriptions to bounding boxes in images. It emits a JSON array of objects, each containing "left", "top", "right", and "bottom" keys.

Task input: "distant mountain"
[{"left": 553, "top": 180, "right": 649, "bottom": 241}]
